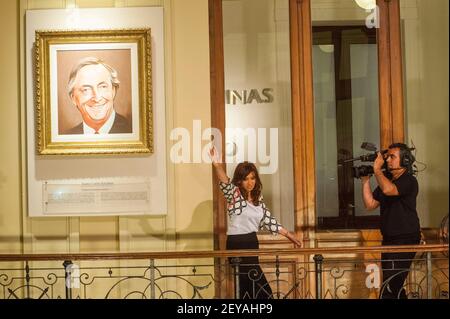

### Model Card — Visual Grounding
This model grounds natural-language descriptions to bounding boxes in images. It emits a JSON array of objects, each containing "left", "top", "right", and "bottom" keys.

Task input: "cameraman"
[{"left": 361, "top": 143, "right": 421, "bottom": 299}]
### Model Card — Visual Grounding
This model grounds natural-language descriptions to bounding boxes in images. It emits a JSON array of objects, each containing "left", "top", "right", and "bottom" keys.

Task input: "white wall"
[
  {"left": 222, "top": 0, "right": 295, "bottom": 231},
  {"left": 401, "top": 0, "right": 449, "bottom": 227}
]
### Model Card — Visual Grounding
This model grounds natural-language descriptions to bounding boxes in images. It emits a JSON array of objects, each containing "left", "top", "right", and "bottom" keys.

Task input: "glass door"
[{"left": 311, "top": 0, "right": 381, "bottom": 229}]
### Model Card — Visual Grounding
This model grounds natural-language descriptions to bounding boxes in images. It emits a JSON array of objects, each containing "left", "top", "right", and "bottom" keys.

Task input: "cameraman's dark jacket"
[{"left": 372, "top": 172, "right": 421, "bottom": 238}]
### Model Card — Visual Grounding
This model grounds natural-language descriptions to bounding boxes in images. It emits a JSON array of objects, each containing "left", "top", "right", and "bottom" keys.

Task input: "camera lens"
[{"left": 352, "top": 165, "right": 374, "bottom": 178}]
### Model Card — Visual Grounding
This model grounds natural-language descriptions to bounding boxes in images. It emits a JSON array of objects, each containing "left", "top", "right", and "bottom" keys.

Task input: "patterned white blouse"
[{"left": 219, "top": 181, "right": 282, "bottom": 236}]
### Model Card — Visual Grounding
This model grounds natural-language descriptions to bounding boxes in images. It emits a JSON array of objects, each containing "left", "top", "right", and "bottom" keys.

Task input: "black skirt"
[{"left": 226, "top": 232, "right": 273, "bottom": 299}]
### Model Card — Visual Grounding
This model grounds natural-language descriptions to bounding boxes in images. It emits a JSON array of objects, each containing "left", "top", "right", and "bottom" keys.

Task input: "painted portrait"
[{"left": 35, "top": 29, "right": 153, "bottom": 155}]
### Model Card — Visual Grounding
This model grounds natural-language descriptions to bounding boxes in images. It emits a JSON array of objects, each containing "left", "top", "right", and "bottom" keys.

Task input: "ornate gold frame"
[{"left": 35, "top": 29, "right": 153, "bottom": 155}]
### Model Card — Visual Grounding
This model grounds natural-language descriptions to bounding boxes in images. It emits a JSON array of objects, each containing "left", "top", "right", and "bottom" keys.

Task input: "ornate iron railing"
[{"left": 0, "top": 244, "right": 447, "bottom": 299}]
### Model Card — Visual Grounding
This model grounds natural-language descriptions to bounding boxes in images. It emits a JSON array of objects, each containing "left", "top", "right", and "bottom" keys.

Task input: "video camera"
[{"left": 340, "top": 142, "right": 388, "bottom": 179}]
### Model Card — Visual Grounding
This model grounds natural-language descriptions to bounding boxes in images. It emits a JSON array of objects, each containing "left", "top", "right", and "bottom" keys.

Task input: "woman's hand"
[
  {"left": 209, "top": 145, "right": 229, "bottom": 183},
  {"left": 286, "top": 232, "right": 302, "bottom": 248},
  {"left": 280, "top": 228, "right": 302, "bottom": 247},
  {"left": 209, "top": 145, "right": 221, "bottom": 165}
]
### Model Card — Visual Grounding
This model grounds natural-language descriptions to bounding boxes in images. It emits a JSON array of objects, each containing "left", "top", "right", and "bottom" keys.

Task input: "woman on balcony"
[{"left": 209, "top": 146, "right": 302, "bottom": 299}]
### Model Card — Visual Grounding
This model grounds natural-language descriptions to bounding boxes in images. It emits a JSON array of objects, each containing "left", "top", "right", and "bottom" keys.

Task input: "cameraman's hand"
[
  {"left": 373, "top": 152, "right": 385, "bottom": 173},
  {"left": 361, "top": 175, "right": 371, "bottom": 183}
]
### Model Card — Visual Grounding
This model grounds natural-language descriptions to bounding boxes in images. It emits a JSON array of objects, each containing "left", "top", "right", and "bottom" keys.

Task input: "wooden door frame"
[
  {"left": 289, "top": 0, "right": 315, "bottom": 244},
  {"left": 208, "top": 0, "right": 229, "bottom": 298},
  {"left": 377, "top": 0, "right": 405, "bottom": 148}
]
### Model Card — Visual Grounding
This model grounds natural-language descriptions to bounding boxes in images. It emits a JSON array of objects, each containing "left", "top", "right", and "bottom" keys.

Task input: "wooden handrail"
[{"left": 0, "top": 244, "right": 447, "bottom": 262}]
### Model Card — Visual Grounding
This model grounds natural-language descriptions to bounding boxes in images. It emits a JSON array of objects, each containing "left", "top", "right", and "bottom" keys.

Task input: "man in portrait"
[{"left": 64, "top": 57, "right": 132, "bottom": 135}]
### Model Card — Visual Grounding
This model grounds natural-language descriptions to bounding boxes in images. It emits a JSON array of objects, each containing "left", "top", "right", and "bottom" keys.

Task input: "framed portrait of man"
[{"left": 35, "top": 29, "right": 153, "bottom": 155}]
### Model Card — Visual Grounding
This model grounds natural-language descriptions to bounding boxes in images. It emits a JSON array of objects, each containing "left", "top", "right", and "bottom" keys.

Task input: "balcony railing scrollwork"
[{"left": 0, "top": 244, "right": 447, "bottom": 299}]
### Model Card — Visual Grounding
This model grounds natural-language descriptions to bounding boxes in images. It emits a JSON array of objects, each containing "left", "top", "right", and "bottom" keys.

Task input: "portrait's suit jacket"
[{"left": 63, "top": 113, "right": 132, "bottom": 134}]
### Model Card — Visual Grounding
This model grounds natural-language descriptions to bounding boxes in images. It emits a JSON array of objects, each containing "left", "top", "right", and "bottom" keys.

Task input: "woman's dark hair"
[{"left": 231, "top": 162, "right": 262, "bottom": 206}]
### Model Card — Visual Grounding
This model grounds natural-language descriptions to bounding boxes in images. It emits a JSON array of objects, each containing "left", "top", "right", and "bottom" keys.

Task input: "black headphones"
[{"left": 389, "top": 143, "right": 416, "bottom": 170}]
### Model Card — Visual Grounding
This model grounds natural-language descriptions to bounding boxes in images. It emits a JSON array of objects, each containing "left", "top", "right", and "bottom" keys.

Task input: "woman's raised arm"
[{"left": 209, "top": 146, "right": 229, "bottom": 184}]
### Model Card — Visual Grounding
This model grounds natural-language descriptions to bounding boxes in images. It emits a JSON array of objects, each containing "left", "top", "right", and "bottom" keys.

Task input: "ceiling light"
[{"left": 355, "top": 0, "right": 376, "bottom": 10}]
